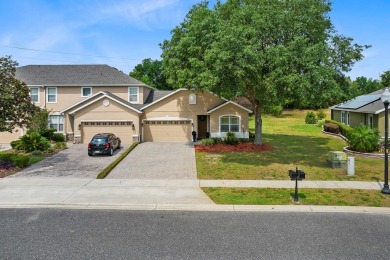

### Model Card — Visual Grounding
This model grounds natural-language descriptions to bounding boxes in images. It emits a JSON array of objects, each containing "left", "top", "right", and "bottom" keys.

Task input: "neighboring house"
[
  {"left": 0, "top": 65, "right": 251, "bottom": 144},
  {"left": 330, "top": 88, "right": 387, "bottom": 137}
]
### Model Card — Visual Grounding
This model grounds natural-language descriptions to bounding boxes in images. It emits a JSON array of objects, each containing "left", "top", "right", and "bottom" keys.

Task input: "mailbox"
[{"left": 289, "top": 169, "right": 305, "bottom": 180}]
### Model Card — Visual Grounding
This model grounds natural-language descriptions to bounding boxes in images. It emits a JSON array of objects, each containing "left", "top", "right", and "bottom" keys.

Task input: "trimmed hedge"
[
  {"left": 96, "top": 142, "right": 139, "bottom": 179},
  {"left": 325, "top": 120, "right": 353, "bottom": 138},
  {"left": 0, "top": 152, "right": 31, "bottom": 168},
  {"left": 323, "top": 123, "right": 340, "bottom": 134},
  {"left": 200, "top": 138, "right": 215, "bottom": 146}
]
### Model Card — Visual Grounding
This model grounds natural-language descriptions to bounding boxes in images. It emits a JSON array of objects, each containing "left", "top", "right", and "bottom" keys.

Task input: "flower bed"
[{"left": 195, "top": 142, "right": 273, "bottom": 153}]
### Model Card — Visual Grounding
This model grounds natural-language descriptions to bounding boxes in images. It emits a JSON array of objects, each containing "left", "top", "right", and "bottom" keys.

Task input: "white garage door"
[
  {"left": 143, "top": 120, "right": 192, "bottom": 142},
  {"left": 0, "top": 127, "right": 23, "bottom": 144},
  {"left": 82, "top": 121, "right": 133, "bottom": 144}
]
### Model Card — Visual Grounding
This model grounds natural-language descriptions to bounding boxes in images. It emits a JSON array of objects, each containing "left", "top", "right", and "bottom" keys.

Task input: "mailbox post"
[{"left": 289, "top": 167, "right": 306, "bottom": 202}]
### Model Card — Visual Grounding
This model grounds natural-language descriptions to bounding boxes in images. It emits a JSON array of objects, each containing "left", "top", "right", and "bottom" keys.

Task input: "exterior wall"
[
  {"left": 70, "top": 98, "right": 140, "bottom": 140},
  {"left": 349, "top": 112, "right": 361, "bottom": 127},
  {"left": 142, "top": 90, "right": 225, "bottom": 134},
  {"left": 378, "top": 112, "right": 385, "bottom": 137},
  {"left": 209, "top": 103, "right": 249, "bottom": 138},
  {"left": 332, "top": 110, "right": 341, "bottom": 122}
]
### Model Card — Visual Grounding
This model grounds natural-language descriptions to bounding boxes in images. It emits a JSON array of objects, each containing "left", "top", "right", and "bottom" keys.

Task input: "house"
[
  {"left": 330, "top": 88, "right": 387, "bottom": 137},
  {"left": 0, "top": 65, "right": 252, "bottom": 144}
]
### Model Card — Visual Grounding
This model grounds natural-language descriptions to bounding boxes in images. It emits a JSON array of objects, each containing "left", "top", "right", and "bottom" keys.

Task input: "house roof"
[
  {"left": 331, "top": 88, "right": 387, "bottom": 114},
  {"left": 143, "top": 90, "right": 175, "bottom": 106},
  {"left": 16, "top": 65, "right": 150, "bottom": 87},
  {"left": 60, "top": 91, "right": 142, "bottom": 114}
]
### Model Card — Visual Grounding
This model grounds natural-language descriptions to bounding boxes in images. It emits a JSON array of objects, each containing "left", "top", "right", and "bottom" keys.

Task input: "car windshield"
[{"left": 91, "top": 137, "right": 106, "bottom": 144}]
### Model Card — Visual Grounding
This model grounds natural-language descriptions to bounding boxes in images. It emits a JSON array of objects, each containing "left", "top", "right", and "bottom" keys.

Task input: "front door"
[{"left": 197, "top": 115, "right": 208, "bottom": 139}]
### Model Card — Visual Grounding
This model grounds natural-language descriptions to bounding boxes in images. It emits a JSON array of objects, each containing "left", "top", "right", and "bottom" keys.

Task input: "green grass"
[
  {"left": 203, "top": 187, "right": 390, "bottom": 207},
  {"left": 29, "top": 156, "right": 45, "bottom": 165},
  {"left": 197, "top": 109, "right": 384, "bottom": 181}
]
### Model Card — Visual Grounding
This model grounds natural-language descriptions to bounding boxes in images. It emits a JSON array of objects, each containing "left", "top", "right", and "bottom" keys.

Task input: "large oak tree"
[
  {"left": 0, "top": 56, "right": 37, "bottom": 132},
  {"left": 161, "top": 0, "right": 368, "bottom": 145}
]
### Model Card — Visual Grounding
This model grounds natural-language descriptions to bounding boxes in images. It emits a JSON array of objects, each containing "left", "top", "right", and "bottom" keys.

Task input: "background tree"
[
  {"left": 0, "top": 56, "right": 37, "bottom": 132},
  {"left": 161, "top": 0, "right": 367, "bottom": 144},
  {"left": 380, "top": 70, "right": 390, "bottom": 87},
  {"left": 130, "top": 58, "right": 172, "bottom": 90},
  {"left": 350, "top": 76, "right": 381, "bottom": 97}
]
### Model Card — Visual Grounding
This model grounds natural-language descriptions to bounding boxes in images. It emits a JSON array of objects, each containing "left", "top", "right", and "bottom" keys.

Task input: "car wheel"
[
  {"left": 117, "top": 142, "right": 121, "bottom": 149},
  {"left": 88, "top": 153, "right": 93, "bottom": 156},
  {"left": 109, "top": 148, "right": 113, "bottom": 156}
]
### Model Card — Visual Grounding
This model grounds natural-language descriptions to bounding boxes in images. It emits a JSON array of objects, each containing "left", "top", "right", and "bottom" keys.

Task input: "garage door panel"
[
  {"left": 144, "top": 121, "right": 191, "bottom": 142},
  {"left": 0, "top": 128, "right": 22, "bottom": 143},
  {"left": 82, "top": 122, "right": 133, "bottom": 144}
]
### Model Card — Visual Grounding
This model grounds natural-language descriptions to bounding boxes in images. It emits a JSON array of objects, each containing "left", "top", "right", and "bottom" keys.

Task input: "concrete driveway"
[
  {"left": 10, "top": 143, "right": 129, "bottom": 178},
  {"left": 107, "top": 142, "right": 197, "bottom": 179}
]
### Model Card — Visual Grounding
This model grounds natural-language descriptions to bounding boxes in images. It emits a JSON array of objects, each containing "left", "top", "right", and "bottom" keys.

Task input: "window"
[
  {"left": 341, "top": 111, "right": 346, "bottom": 124},
  {"left": 29, "top": 87, "right": 39, "bottom": 103},
  {"left": 346, "top": 112, "right": 350, "bottom": 126},
  {"left": 129, "top": 87, "right": 139, "bottom": 103},
  {"left": 220, "top": 115, "right": 240, "bottom": 132},
  {"left": 81, "top": 87, "right": 92, "bottom": 97},
  {"left": 189, "top": 93, "right": 197, "bottom": 105},
  {"left": 48, "top": 115, "right": 63, "bottom": 132},
  {"left": 368, "top": 114, "right": 374, "bottom": 129},
  {"left": 47, "top": 87, "right": 57, "bottom": 103}
]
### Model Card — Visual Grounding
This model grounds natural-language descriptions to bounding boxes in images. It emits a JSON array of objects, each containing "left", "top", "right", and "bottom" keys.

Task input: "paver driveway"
[
  {"left": 10, "top": 143, "right": 129, "bottom": 178},
  {"left": 107, "top": 142, "right": 197, "bottom": 179}
]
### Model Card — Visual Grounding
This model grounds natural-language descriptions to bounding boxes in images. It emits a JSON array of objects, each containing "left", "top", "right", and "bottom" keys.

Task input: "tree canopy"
[
  {"left": 380, "top": 70, "right": 390, "bottom": 87},
  {"left": 0, "top": 56, "right": 37, "bottom": 132},
  {"left": 161, "top": 0, "right": 368, "bottom": 144},
  {"left": 129, "top": 58, "right": 172, "bottom": 90}
]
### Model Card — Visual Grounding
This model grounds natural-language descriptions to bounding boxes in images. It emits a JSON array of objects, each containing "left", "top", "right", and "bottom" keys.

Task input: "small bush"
[
  {"left": 223, "top": 132, "right": 238, "bottom": 145},
  {"left": 12, "top": 132, "right": 51, "bottom": 152},
  {"left": 325, "top": 120, "right": 353, "bottom": 138},
  {"left": 0, "top": 152, "right": 13, "bottom": 162},
  {"left": 305, "top": 112, "right": 318, "bottom": 124},
  {"left": 53, "top": 142, "right": 67, "bottom": 150},
  {"left": 316, "top": 110, "right": 326, "bottom": 120},
  {"left": 211, "top": 137, "right": 221, "bottom": 143},
  {"left": 249, "top": 132, "right": 255, "bottom": 139},
  {"left": 317, "top": 120, "right": 325, "bottom": 128},
  {"left": 265, "top": 105, "right": 283, "bottom": 117},
  {"left": 348, "top": 126, "right": 380, "bottom": 152},
  {"left": 0, "top": 161, "right": 13, "bottom": 169},
  {"left": 323, "top": 123, "right": 340, "bottom": 134},
  {"left": 200, "top": 138, "right": 215, "bottom": 146},
  {"left": 46, "top": 147, "right": 55, "bottom": 154},
  {"left": 31, "top": 150, "right": 43, "bottom": 156},
  {"left": 11, "top": 154, "right": 30, "bottom": 168},
  {"left": 40, "top": 128, "right": 57, "bottom": 140},
  {"left": 52, "top": 133, "right": 65, "bottom": 142}
]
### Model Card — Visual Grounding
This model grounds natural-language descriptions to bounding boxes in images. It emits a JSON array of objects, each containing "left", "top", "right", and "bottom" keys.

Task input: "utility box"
[
  {"left": 347, "top": 157, "right": 355, "bottom": 176},
  {"left": 327, "top": 151, "right": 347, "bottom": 168}
]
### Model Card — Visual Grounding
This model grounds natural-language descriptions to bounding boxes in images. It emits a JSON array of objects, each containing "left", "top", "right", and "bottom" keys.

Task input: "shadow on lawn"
[{"left": 219, "top": 133, "right": 343, "bottom": 168}]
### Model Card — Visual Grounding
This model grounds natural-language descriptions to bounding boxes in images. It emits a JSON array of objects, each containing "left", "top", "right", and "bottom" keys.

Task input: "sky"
[{"left": 0, "top": 0, "right": 389, "bottom": 80}]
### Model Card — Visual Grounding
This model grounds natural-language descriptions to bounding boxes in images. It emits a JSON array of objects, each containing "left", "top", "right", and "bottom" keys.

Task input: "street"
[{"left": 0, "top": 209, "right": 389, "bottom": 259}]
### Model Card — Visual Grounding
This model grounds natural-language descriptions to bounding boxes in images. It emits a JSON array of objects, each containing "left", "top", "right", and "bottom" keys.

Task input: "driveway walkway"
[
  {"left": 107, "top": 142, "right": 197, "bottom": 179},
  {"left": 11, "top": 143, "right": 129, "bottom": 178}
]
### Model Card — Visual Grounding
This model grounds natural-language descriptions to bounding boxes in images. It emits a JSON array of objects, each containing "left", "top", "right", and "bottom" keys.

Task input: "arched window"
[
  {"left": 220, "top": 115, "right": 239, "bottom": 132},
  {"left": 189, "top": 93, "right": 197, "bottom": 104}
]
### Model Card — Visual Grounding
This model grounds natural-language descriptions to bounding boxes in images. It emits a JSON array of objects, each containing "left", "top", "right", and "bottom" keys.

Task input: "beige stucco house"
[
  {"left": 330, "top": 88, "right": 387, "bottom": 137},
  {"left": 0, "top": 65, "right": 251, "bottom": 145}
]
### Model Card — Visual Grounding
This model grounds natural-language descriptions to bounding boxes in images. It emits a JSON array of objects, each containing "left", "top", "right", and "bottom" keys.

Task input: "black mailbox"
[{"left": 288, "top": 167, "right": 306, "bottom": 202}]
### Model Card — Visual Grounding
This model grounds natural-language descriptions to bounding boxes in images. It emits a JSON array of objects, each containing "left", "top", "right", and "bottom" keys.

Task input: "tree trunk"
[{"left": 253, "top": 102, "right": 262, "bottom": 145}]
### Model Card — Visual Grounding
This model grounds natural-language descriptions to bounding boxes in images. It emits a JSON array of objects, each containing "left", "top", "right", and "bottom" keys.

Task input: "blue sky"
[{"left": 0, "top": 0, "right": 389, "bottom": 80}]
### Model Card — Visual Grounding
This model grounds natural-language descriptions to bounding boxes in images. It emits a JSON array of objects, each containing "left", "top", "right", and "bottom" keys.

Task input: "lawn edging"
[{"left": 96, "top": 142, "right": 139, "bottom": 179}]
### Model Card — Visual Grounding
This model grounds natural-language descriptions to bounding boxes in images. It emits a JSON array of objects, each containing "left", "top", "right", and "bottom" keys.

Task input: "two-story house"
[{"left": 0, "top": 65, "right": 251, "bottom": 145}]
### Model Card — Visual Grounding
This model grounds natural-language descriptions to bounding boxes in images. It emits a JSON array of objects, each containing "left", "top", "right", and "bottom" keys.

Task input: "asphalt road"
[{"left": 0, "top": 209, "right": 389, "bottom": 259}]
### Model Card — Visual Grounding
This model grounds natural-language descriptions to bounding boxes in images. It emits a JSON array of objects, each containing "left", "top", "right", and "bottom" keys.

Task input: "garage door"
[
  {"left": 143, "top": 120, "right": 192, "bottom": 142},
  {"left": 81, "top": 121, "right": 133, "bottom": 144},
  {"left": 0, "top": 127, "right": 23, "bottom": 144}
]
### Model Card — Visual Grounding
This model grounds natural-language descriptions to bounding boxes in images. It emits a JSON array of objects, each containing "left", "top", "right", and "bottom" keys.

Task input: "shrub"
[
  {"left": 0, "top": 152, "right": 14, "bottom": 162},
  {"left": 265, "top": 105, "right": 283, "bottom": 117},
  {"left": 52, "top": 133, "right": 65, "bottom": 142},
  {"left": 200, "top": 138, "right": 215, "bottom": 146},
  {"left": 316, "top": 110, "right": 326, "bottom": 120},
  {"left": 0, "top": 161, "right": 13, "bottom": 169},
  {"left": 223, "top": 132, "right": 238, "bottom": 145},
  {"left": 305, "top": 111, "right": 318, "bottom": 124},
  {"left": 317, "top": 120, "right": 325, "bottom": 128},
  {"left": 325, "top": 120, "right": 353, "bottom": 138},
  {"left": 31, "top": 150, "right": 43, "bottom": 156},
  {"left": 11, "top": 154, "right": 30, "bottom": 168},
  {"left": 12, "top": 132, "right": 51, "bottom": 152},
  {"left": 211, "top": 137, "right": 221, "bottom": 143},
  {"left": 53, "top": 142, "right": 67, "bottom": 150},
  {"left": 348, "top": 126, "right": 380, "bottom": 152},
  {"left": 323, "top": 123, "right": 340, "bottom": 134}
]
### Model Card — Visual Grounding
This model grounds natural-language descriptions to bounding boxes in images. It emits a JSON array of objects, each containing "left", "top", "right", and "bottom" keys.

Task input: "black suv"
[{"left": 88, "top": 133, "right": 121, "bottom": 156}]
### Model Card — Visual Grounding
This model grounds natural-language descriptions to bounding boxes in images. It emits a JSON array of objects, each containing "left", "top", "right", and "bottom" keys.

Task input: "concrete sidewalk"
[{"left": 0, "top": 178, "right": 389, "bottom": 214}]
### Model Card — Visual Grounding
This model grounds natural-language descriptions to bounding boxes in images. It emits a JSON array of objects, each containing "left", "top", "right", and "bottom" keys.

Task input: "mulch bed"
[
  {"left": 0, "top": 168, "right": 20, "bottom": 178},
  {"left": 195, "top": 142, "right": 274, "bottom": 153}
]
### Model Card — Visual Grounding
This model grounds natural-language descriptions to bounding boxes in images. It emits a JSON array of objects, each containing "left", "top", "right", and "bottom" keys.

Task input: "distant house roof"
[
  {"left": 331, "top": 88, "right": 386, "bottom": 114},
  {"left": 16, "top": 65, "right": 150, "bottom": 87}
]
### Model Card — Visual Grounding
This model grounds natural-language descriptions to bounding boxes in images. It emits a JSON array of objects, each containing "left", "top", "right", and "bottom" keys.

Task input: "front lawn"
[
  {"left": 203, "top": 187, "right": 390, "bottom": 207},
  {"left": 197, "top": 110, "right": 384, "bottom": 181}
]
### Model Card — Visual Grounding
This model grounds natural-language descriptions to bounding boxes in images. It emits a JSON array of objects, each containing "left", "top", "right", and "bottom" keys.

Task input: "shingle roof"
[
  {"left": 15, "top": 65, "right": 148, "bottom": 86},
  {"left": 143, "top": 90, "right": 175, "bottom": 105}
]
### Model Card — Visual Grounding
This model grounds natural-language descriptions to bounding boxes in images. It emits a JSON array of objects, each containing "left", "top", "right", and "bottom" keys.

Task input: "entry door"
[{"left": 197, "top": 115, "right": 208, "bottom": 139}]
